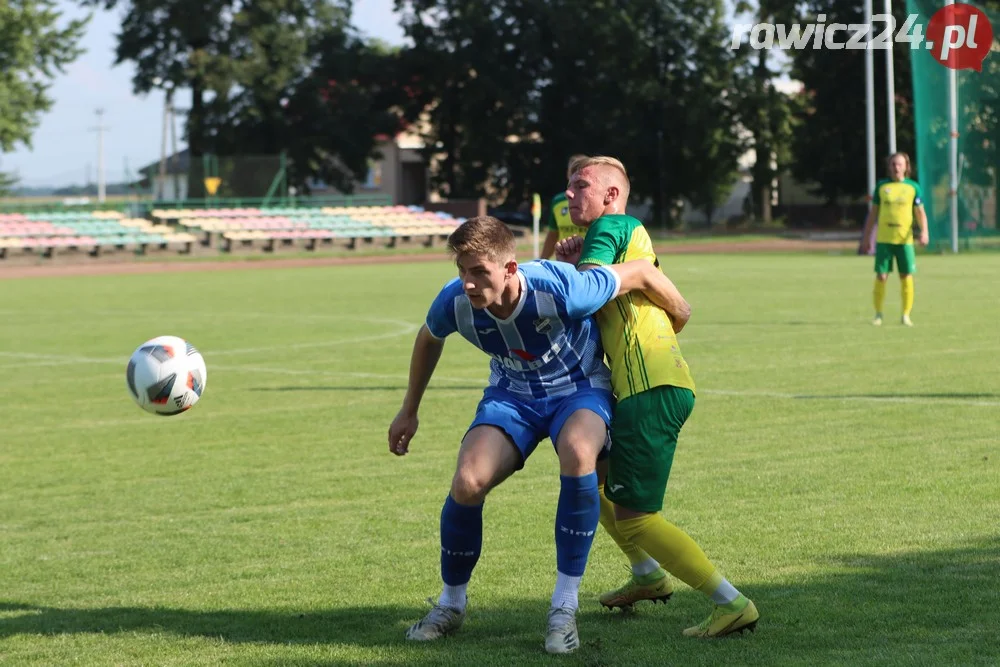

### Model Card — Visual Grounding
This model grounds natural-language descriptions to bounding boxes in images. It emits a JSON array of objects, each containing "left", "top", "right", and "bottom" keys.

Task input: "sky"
[{"left": 2, "top": 0, "right": 405, "bottom": 188}]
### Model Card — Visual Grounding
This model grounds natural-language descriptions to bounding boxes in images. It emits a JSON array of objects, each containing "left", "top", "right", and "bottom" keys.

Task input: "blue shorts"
[{"left": 466, "top": 386, "right": 614, "bottom": 469}]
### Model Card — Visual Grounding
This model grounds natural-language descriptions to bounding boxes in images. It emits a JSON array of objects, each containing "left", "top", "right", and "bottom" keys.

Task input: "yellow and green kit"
[{"left": 580, "top": 214, "right": 695, "bottom": 512}]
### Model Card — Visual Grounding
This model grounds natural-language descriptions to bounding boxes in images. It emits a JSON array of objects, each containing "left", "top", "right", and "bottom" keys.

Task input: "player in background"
[
  {"left": 557, "top": 156, "right": 759, "bottom": 638},
  {"left": 388, "top": 215, "right": 690, "bottom": 654},
  {"left": 859, "top": 152, "right": 929, "bottom": 326},
  {"left": 539, "top": 154, "right": 591, "bottom": 259}
]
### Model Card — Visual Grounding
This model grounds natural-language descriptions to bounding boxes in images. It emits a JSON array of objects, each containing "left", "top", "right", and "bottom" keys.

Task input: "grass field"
[{"left": 1, "top": 253, "right": 998, "bottom": 666}]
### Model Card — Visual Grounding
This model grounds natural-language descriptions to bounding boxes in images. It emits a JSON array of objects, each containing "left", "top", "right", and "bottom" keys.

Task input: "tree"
[
  {"left": 0, "top": 170, "right": 18, "bottom": 197},
  {"left": 395, "top": 0, "right": 545, "bottom": 201},
  {"left": 193, "top": 2, "right": 411, "bottom": 195},
  {"left": 788, "top": 0, "right": 915, "bottom": 206},
  {"left": 277, "top": 37, "right": 423, "bottom": 194},
  {"left": 81, "top": 0, "right": 403, "bottom": 197},
  {"left": 730, "top": 0, "right": 803, "bottom": 224},
  {"left": 0, "top": 0, "right": 88, "bottom": 190},
  {"left": 397, "top": 0, "right": 746, "bottom": 227}
]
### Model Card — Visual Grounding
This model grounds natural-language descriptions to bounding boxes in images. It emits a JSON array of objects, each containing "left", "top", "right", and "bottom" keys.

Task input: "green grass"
[{"left": 1, "top": 254, "right": 998, "bottom": 666}]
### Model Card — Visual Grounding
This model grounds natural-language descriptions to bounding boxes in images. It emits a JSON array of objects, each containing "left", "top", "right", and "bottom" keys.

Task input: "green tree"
[
  {"left": 788, "top": 0, "right": 915, "bottom": 206},
  {"left": 82, "top": 0, "right": 403, "bottom": 197},
  {"left": 0, "top": 0, "right": 88, "bottom": 191},
  {"left": 395, "top": 0, "right": 545, "bottom": 201},
  {"left": 397, "top": 0, "right": 746, "bottom": 227},
  {"left": 194, "top": 2, "right": 410, "bottom": 194},
  {"left": 0, "top": 170, "right": 18, "bottom": 197},
  {"left": 730, "top": 0, "right": 803, "bottom": 224}
]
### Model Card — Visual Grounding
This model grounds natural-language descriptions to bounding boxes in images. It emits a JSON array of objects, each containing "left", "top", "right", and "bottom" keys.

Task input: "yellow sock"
[
  {"left": 598, "top": 485, "right": 652, "bottom": 566},
  {"left": 901, "top": 275, "right": 914, "bottom": 315},
  {"left": 616, "top": 514, "right": 716, "bottom": 590},
  {"left": 873, "top": 279, "right": 886, "bottom": 314}
]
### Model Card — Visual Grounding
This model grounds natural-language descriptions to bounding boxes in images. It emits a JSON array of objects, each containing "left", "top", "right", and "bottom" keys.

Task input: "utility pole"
[
  {"left": 169, "top": 92, "right": 181, "bottom": 200},
  {"left": 156, "top": 87, "right": 178, "bottom": 200},
  {"left": 90, "top": 108, "right": 109, "bottom": 202}
]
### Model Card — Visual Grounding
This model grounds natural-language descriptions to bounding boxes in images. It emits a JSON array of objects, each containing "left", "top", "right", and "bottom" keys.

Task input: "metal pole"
[
  {"left": 169, "top": 90, "right": 180, "bottom": 201},
  {"left": 946, "top": 0, "right": 960, "bottom": 253},
  {"left": 884, "top": 0, "right": 897, "bottom": 153},
  {"left": 95, "top": 108, "right": 107, "bottom": 203},
  {"left": 865, "top": 0, "right": 877, "bottom": 212},
  {"left": 158, "top": 91, "right": 169, "bottom": 200}
]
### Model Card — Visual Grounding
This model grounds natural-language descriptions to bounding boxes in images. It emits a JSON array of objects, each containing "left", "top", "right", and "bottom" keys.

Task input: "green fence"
[{"left": 908, "top": 0, "right": 998, "bottom": 251}]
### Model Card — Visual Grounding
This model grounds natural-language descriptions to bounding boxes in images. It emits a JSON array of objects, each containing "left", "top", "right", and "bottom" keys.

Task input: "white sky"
[{"left": 2, "top": 0, "right": 406, "bottom": 187}]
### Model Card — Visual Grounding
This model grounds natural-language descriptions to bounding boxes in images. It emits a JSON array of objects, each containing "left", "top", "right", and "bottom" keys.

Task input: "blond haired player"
[{"left": 557, "top": 155, "right": 759, "bottom": 638}]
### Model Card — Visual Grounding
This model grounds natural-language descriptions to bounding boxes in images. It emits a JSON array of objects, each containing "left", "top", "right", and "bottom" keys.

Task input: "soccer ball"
[{"left": 126, "top": 335, "right": 207, "bottom": 416}]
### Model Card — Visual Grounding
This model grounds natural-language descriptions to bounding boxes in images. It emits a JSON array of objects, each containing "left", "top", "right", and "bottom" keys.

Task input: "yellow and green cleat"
[
  {"left": 599, "top": 568, "right": 673, "bottom": 610},
  {"left": 683, "top": 596, "right": 759, "bottom": 638}
]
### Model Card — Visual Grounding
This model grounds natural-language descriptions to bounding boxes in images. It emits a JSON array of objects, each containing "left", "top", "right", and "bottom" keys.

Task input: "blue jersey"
[{"left": 425, "top": 260, "right": 620, "bottom": 400}]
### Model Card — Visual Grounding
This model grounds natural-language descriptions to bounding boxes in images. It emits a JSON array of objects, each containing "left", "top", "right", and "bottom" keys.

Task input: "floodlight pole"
[
  {"left": 158, "top": 89, "right": 170, "bottom": 200},
  {"left": 864, "top": 0, "right": 877, "bottom": 212},
  {"left": 92, "top": 108, "right": 108, "bottom": 203},
  {"left": 945, "top": 0, "right": 960, "bottom": 253},
  {"left": 884, "top": 0, "right": 897, "bottom": 154}
]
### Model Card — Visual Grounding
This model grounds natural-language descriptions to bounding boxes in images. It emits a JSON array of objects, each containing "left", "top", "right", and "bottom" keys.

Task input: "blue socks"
[
  {"left": 438, "top": 472, "right": 599, "bottom": 610},
  {"left": 554, "top": 472, "right": 600, "bottom": 576},
  {"left": 440, "top": 495, "right": 483, "bottom": 586}
]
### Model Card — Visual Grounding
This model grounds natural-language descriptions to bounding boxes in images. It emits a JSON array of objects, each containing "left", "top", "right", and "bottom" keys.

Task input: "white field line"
[
  {"left": 4, "top": 380, "right": 996, "bottom": 439},
  {"left": 0, "top": 317, "right": 420, "bottom": 369}
]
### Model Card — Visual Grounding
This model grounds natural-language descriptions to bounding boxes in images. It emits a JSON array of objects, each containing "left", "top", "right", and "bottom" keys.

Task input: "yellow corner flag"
[
  {"left": 531, "top": 193, "right": 542, "bottom": 258},
  {"left": 204, "top": 177, "right": 222, "bottom": 196}
]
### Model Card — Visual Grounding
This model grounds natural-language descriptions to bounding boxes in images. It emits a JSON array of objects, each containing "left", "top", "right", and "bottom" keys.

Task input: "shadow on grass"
[{"left": 2, "top": 540, "right": 999, "bottom": 666}]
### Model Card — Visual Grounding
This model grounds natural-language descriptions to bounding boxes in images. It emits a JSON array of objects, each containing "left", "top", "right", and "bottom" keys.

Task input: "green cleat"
[
  {"left": 683, "top": 597, "right": 759, "bottom": 638},
  {"left": 599, "top": 568, "right": 673, "bottom": 610}
]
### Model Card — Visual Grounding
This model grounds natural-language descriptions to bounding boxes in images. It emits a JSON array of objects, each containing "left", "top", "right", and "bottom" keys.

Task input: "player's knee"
[
  {"left": 556, "top": 434, "right": 602, "bottom": 475},
  {"left": 450, "top": 467, "right": 491, "bottom": 504}
]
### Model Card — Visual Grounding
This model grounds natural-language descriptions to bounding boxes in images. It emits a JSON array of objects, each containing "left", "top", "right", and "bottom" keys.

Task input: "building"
[{"left": 138, "top": 131, "right": 428, "bottom": 205}]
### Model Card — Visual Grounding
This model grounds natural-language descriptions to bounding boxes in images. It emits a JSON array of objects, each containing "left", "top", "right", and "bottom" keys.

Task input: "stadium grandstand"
[{"left": 0, "top": 200, "right": 469, "bottom": 261}]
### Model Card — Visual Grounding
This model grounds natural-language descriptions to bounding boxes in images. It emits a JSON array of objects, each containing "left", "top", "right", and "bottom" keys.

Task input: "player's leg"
[
  {"left": 607, "top": 386, "right": 758, "bottom": 638},
  {"left": 407, "top": 390, "right": 542, "bottom": 641},
  {"left": 541, "top": 389, "right": 612, "bottom": 654},
  {"left": 898, "top": 244, "right": 916, "bottom": 325},
  {"left": 873, "top": 243, "right": 893, "bottom": 325},
  {"left": 596, "top": 453, "right": 671, "bottom": 611},
  {"left": 597, "top": 459, "right": 655, "bottom": 569}
]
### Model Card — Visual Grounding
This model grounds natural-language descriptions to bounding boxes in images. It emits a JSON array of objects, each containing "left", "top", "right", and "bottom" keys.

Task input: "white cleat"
[
  {"left": 901, "top": 314, "right": 914, "bottom": 327},
  {"left": 405, "top": 599, "right": 466, "bottom": 641},
  {"left": 545, "top": 606, "right": 580, "bottom": 654}
]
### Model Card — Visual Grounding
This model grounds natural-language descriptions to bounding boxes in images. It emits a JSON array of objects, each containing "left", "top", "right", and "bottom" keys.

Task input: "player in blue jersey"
[{"left": 388, "top": 215, "right": 689, "bottom": 654}]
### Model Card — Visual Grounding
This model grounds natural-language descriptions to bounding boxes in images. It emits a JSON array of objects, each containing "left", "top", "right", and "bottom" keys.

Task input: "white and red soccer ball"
[{"left": 126, "top": 335, "right": 207, "bottom": 416}]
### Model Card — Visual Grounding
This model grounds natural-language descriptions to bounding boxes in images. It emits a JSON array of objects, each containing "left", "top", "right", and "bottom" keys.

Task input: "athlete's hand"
[
  {"left": 555, "top": 236, "right": 584, "bottom": 265},
  {"left": 918, "top": 230, "right": 929, "bottom": 247},
  {"left": 861, "top": 238, "right": 873, "bottom": 255},
  {"left": 388, "top": 410, "right": 419, "bottom": 456}
]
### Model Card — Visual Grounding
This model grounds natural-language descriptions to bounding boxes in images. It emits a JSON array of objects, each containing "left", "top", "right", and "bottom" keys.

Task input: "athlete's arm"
[
  {"left": 861, "top": 205, "right": 879, "bottom": 252},
  {"left": 388, "top": 325, "right": 445, "bottom": 456},
  {"left": 598, "top": 260, "right": 692, "bottom": 333},
  {"left": 914, "top": 204, "right": 929, "bottom": 246}
]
